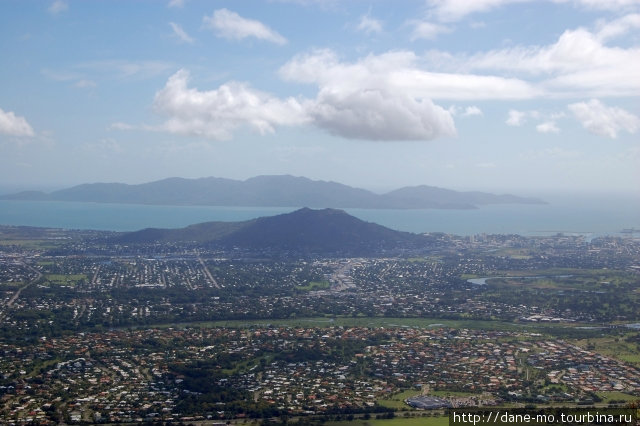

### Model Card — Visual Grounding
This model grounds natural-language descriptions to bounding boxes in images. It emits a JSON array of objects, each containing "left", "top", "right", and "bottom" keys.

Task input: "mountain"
[
  {"left": 382, "top": 186, "right": 543, "bottom": 208},
  {"left": 0, "top": 175, "right": 545, "bottom": 209},
  {"left": 118, "top": 207, "right": 426, "bottom": 256}
]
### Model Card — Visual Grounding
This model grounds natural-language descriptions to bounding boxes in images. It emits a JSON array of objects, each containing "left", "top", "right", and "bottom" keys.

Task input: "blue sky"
[{"left": 1, "top": 0, "right": 639, "bottom": 195}]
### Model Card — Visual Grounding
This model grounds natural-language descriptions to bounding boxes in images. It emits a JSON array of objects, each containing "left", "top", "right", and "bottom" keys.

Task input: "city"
[{"left": 1, "top": 225, "right": 639, "bottom": 423}]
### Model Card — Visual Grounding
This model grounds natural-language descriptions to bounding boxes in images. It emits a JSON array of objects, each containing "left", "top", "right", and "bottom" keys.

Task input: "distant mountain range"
[
  {"left": 1, "top": 175, "right": 545, "bottom": 209},
  {"left": 117, "top": 207, "right": 427, "bottom": 256}
]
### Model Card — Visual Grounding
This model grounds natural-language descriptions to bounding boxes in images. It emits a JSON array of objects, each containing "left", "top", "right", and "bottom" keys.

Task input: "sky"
[{"left": 0, "top": 0, "right": 639, "bottom": 196}]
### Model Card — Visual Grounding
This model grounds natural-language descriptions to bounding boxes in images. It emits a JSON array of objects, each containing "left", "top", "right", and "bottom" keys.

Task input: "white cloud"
[
  {"left": 462, "top": 106, "right": 483, "bottom": 116},
  {"left": 409, "top": 21, "right": 452, "bottom": 40},
  {"left": 48, "top": 0, "right": 68, "bottom": 15},
  {"left": 203, "top": 9, "right": 287, "bottom": 45},
  {"left": 427, "top": 0, "right": 530, "bottom": 22},
  {"left": 506, "top": 109, "right": 527, "bottom": 126},
  {"left": 449, "top": 105, "right": 483, "bottom": 116},
  {"left": 507, "top": 109, "right": 564, "bottom": 131},
  {"left": 467, "top": 28, "right": 635, "bottom": 74},
  {"left": 152, "top": 69, "right": 307, "bottom": 140},
  {"left": 0, "top": 108, "right": 35, "bottom": 137},
  {"left": 307, "top": 87, "right": 456, "bottom": 141},
  {"left": 280, "top": 49, "right": 539, "bottom": 101},
  {"left": 357, "top": 15, "right": 383, "bottom": 34},
  {"left": 458, "top": 25, "right": 640, "bottom": 97},
  {"left": 169, "top": 22, "right": 195, "bottom": 44},
  {"left": 281, "top": 50, "right": 460, "bottom": 140},
  {"left": 570, "top": 0, "right": 640, "bottom": 11},
  {"left": 568, "top": 99, "right": 640, "bottom": 138},
  {"left": 536, "top": 121, "right": 560, "bottom": 133},
  {"left": 149, "top": 54, "right": 463, "bottom": 142},
  {"left": 427, "top": 0, "right": 640, "bottom": 22},
  {"left": 167, "top": 0, "right": 186, "bottom": 8},
  {"left": 596, "top": 13, "right": 640, "bottom": 41}
]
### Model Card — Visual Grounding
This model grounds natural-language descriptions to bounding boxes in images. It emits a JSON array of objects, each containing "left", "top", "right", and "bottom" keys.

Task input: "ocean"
[{"left": 0, "top": 195, "right": 638, "bottom": 237}]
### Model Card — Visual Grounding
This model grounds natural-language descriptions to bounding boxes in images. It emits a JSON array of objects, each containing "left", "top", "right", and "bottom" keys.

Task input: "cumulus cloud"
[
  {"left": 357, "top": 14, "right": 383, "bottom": 34},
  {"left": 536, "top": 121, "right": 560, "bottom": 133},
  {"left": 152, "top": 69, "right": 307, "bottom": 140},
  {"left": 0, "top": 108, "right": 35, "bottom": 137},
  {"left": 280, "top": 49, "right": 538, "bottom": 101},
  {"left": 148, "top": 52, "right": 467, "bottom": 142},
  {"left": 280, "top": 50, "right": 461, "bottom": 140},
  {"left": 169, "top": 22, "right": 195, "bottom": 43},
  {"left": 427, "top": 0, "right": 532, "bottom": 22},
  {"left": 459, "top": 24, "right": 640, "bottom": 97},
  {"left": 596, "top": 13, "right": 640, "bottom": 41},
  {"left": 467, "top": 28, "right": 636, "bottom": 74},
  {"left": 568, "top": 99, "right": 640, "bottom": 138},
  {"left": 427, "top": 0, "right": 640, "bottom": 22},
  {"left": 203, "top": 9, "right": 287, "bottom": 45},
  {"left": 48, "top": 0, "right": 68, "bottom": 15},
  {"left": 449, "top": 105, "right": 483, "bottom": 116},
  {"left": 308, "top": 88, "right": 456, "bottom": 141},
  {"left": 462, "top": 106, "right": 483, "bottom": 116},
  {"left": 506, "top": 109, "right": 527, "bottom": 126},
  {"left": 409, "top": 21, "right": 452, "bottom": 40},
  {"left": 571, "top": 0, "right": 640, "bottom": 11}
]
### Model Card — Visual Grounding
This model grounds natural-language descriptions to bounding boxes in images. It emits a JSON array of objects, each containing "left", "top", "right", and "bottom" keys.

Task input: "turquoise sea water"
[{"left": 0, "top": 196, "right": 638, "bottom": 236}]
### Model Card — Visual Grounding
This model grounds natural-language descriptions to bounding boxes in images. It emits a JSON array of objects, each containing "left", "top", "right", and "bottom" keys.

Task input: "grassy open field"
[
  {"left": 296, "top": 281, "right": 331, "bottom": 291},
  {"left": 325, "top": 415, "right": 450, "bottom": 426},
  {"left": 144, "top": 315, "right": 605, "bottom": 337},
  {"left": 0, "top": 282, "right": 25, "bottom": 289},
  {"left": 0, "top": 239, "right": 65, "bottom": 250},
  {"left": 377, "top": 390, "right": 422, "bottom": 409},
  {"left": 596, "top": 391, "right": 640, "bottom": 404},
  {"left": 44, "top": 274, "right": 88, "bottom": 287},
  {"left": 573, "top": 335, "right": 640, "bottom": 366}
]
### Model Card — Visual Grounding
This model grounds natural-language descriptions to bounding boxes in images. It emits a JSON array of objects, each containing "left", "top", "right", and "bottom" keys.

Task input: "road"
[
  {"left": 197, "top": 253, "right": 220, "bottom": 289},
  {"left": 0, "top": 260, "right": 43, "bottom": 322}
]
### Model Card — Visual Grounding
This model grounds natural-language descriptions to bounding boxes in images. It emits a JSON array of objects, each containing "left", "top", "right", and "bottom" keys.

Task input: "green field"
[
  {"left": 377, "top": 390, "right": 422, "bottom": 409},
  {"left": 0, "top": 239, "right": 64, "bottom": 249},
  {"left": 0, "top": 282, "right": 25, "bottom": 289},
  {"left": 326, "top": 415, "right": 450, "bottom": 426},
  {"left": 138, "top": 316, "right": 609, "bottom": 340},
  {"left": 296, "top": 280, "right": 331, "bottom": 291},
  {"left": 44, "top": 274, "right": 87, "bottom": 287},
  {"left": 377, "top": 389, "right": 482, "bottom": 409},
  {"left": 596, "top": 391, "right": 640, "bottom": 404},
  {"left": 573, "top": 335, "right": 640, "bottom": 366},
  {"left": 467, "top": 268, "right": 637, "bottom": 291}
]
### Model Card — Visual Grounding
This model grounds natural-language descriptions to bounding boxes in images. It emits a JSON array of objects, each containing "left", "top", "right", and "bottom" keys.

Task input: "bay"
[{"left": 0, "top": 195, "right": 638, "bottom": 236}]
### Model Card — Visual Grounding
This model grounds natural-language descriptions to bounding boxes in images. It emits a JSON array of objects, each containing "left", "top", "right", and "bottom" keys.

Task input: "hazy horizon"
[{"left": 1, "top": 174, "right": 640, "bottom": 200}]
